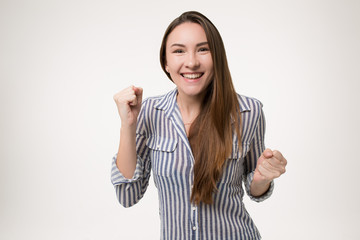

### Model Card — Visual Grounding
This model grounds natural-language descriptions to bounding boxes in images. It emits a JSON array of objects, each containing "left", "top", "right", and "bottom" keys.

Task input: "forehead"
[{"left": 166, "top": 22, "right": 208, "bottom": 47}]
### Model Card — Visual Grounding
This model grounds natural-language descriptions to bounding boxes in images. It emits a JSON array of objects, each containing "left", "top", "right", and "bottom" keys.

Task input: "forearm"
[
  {"left": 250, "top": 179, "right": 271, "bottom": 197},
  {"left": 116, "top": 125, "right": 137, "bottom": 179}
]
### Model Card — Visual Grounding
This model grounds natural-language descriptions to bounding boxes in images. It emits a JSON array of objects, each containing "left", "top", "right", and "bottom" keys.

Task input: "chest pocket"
[
  {"left": 146, "top": 135, "right": 178, "bottom": 177},
  {"left": 219, "top": 142, "right": 250, "bottom": 184}
]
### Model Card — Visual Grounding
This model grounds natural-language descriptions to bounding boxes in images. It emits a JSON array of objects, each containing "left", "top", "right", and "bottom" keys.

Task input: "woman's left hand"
[{"left": 253, "top": 149, "right": 287, "bottom": 184}]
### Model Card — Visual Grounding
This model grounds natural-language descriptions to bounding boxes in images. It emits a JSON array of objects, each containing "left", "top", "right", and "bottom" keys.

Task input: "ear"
[{"left": 165, "top": 66, "right": 169, "bottom": 73}]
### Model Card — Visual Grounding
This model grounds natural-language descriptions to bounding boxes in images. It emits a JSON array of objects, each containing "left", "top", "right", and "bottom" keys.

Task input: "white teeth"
[{"left": 182, "top": 73, "right": 202, "bottom": 79}]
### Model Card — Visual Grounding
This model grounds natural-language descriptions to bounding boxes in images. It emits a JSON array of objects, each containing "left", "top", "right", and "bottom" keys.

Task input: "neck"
[{"left": 176, "top": 91, "right": 203, "bottom": 125}]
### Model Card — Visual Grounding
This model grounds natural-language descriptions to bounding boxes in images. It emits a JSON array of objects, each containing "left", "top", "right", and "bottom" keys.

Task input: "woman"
[{"left": 111, "top": 11, "right": 287, "bottom": 240}]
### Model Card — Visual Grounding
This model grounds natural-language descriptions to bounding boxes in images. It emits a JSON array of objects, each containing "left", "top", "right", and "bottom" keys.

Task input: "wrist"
[
  {"left": 120, "top": 124, "right": 137, "bottom": 136},
  {"left": 252, "top": 177, "right": 272, "bottom": 186},
  {"left": 250, "top": 179, "right": 272, "bottom": 197}
]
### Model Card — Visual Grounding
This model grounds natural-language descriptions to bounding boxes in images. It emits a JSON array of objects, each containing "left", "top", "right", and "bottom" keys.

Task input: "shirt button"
[
  {"left": 192, "top": 226, "right": 197, "bottom": 231},
  {"left": 192, "top": 207, "right": 196, "bottom": 211}
]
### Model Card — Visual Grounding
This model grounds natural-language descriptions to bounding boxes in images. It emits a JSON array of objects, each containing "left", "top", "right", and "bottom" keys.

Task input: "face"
[{"left": 165, "top": 22, "right": 214, "bottom": 99}]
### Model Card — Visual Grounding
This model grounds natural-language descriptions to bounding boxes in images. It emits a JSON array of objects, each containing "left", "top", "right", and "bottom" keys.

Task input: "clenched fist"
[
  {"left": 253, "top": 149, "right": 287, "bottom": 184},
  {"left": 113, "top": 86, "right": 143, "bottom": 127}
]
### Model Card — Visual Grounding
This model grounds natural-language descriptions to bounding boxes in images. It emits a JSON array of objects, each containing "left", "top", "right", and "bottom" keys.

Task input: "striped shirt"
[{"left": 111, "top": 88, "right": 274, "bottom": 240}]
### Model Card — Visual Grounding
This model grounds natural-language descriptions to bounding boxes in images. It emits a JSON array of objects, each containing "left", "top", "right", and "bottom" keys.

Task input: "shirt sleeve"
[
  {"left": 243, "top": 103, "right": 274, "bottom": 202},
  {"left": 110, "top": 105, "right": 152, "bottom": 208}
]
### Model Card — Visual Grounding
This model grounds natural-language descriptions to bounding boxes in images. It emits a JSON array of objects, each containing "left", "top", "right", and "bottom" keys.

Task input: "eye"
[
  {"left": 198, "top": 47, "right": 210, "bottom": 52},
  {"left": 173, "top": 49, "right": 184, "bottom": 53}
]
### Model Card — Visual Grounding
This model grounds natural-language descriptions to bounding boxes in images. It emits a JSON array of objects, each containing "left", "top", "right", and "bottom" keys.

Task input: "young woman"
[{"left": 111, "top": 11, "right": 287, "bottom": 240}]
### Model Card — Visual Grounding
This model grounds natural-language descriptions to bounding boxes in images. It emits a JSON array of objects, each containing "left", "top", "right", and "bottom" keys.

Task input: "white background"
[{"left": 1, "top": 0, "right": 359, "bottom": 239}]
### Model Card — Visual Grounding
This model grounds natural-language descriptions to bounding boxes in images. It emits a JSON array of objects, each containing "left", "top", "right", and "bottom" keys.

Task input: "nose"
[{"left": 185, "top": 52, "right": 200, "bottom": 69}]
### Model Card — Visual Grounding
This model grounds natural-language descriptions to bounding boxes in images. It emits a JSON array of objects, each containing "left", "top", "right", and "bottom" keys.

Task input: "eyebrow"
[{"left": 170, "top": 42, "right": 209, "bottom": 48}]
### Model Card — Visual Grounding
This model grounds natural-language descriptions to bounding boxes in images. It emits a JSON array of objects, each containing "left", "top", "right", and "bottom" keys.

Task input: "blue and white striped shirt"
[{"left": 111, "top": 88, "right": 274, "bottom": 240}]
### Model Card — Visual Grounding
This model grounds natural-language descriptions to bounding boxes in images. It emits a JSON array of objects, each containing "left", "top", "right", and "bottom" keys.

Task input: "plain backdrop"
[{"left": 1, "top": 0, "right": 359, "bottom": 239}]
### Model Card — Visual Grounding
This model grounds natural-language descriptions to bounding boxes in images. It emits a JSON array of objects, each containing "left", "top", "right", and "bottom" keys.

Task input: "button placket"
[
  {"left": 190, "top": 203, "right": 198, "bottom": 234},
  {"left": 189, "top": 166, "right": 198, "bottom": 238}
]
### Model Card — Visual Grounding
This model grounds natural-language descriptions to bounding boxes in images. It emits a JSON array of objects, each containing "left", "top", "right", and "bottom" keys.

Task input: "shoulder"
[
  {"left": 136, "top": 89, "right": 176, "bottom": 136},
  {"left": 138, "top": 89, "right": 177, "bottom": 122},
  {"left": 140, "top": 88, "right": 177, "bottom": 110},
  {"left": 140, "top": 94, "right": 165, "bottom": 110},
  {"left": 236, "top": 94, "right": 266, "bottom": 139},
  {"left": 236, "top": 93, "right": 263, "bottom": 114},
  {"left": 136, "top": 94, "right": 166, "bottom": 136},
  {"left": 137, "top": 95, "right": 163, "bottom": 124}
]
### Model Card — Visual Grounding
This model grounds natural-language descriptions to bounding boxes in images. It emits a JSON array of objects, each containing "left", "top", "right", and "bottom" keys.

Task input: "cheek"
[
  {"left": 205, "top": 61, "right": 214, "bottom": 76},
  {"left": 200, "top": 55, "right": 213, "bottom": 70},
  {"left": 167, "top": 59, "right": 182, "bottom": 72},
  {"left": 206, "top": 58, "right": 214, "bottom": 69}
]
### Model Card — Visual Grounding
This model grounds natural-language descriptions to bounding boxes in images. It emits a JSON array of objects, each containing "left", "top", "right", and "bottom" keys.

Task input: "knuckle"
[
  {"left": 273, "top": 150, "right": 280, "bottom": 158},
  {"left": 113, "top": 96, "right": 120, "bottom": 103}
]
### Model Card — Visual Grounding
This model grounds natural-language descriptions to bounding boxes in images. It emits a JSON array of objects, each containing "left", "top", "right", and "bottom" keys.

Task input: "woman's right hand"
[{"left": 113, "top": 86, "right": 143, "bottom": 128}]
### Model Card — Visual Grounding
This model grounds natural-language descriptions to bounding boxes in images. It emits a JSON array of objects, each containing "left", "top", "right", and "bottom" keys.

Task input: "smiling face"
[{"left": 165, "top": 22, "right": 214, "bottom": 100}]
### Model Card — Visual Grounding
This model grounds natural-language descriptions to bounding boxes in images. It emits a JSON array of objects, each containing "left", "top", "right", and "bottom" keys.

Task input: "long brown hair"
[{"left": 160, "top": 11, "right": 242, "bottom": 204}]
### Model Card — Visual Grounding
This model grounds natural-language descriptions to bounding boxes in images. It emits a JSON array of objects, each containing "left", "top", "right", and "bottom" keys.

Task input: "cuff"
[
  {"left": 110, "top": 153, "right": 144, "bottom": 187},
  {"left": 244, "top": 171, "right": 274, "bottom": 202}
]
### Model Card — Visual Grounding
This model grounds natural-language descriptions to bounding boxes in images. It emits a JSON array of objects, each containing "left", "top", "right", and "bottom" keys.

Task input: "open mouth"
[{"left": 181, "top": 73, "right": 204, "bottom": 79}]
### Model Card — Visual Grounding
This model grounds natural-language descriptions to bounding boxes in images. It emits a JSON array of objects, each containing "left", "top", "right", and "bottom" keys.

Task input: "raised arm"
[
  {"left": 113, "top": 85, "right": 143, "bottom": 179},
  {"left": 111, "top": 86, "right": 152, "bottom": 207}
]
